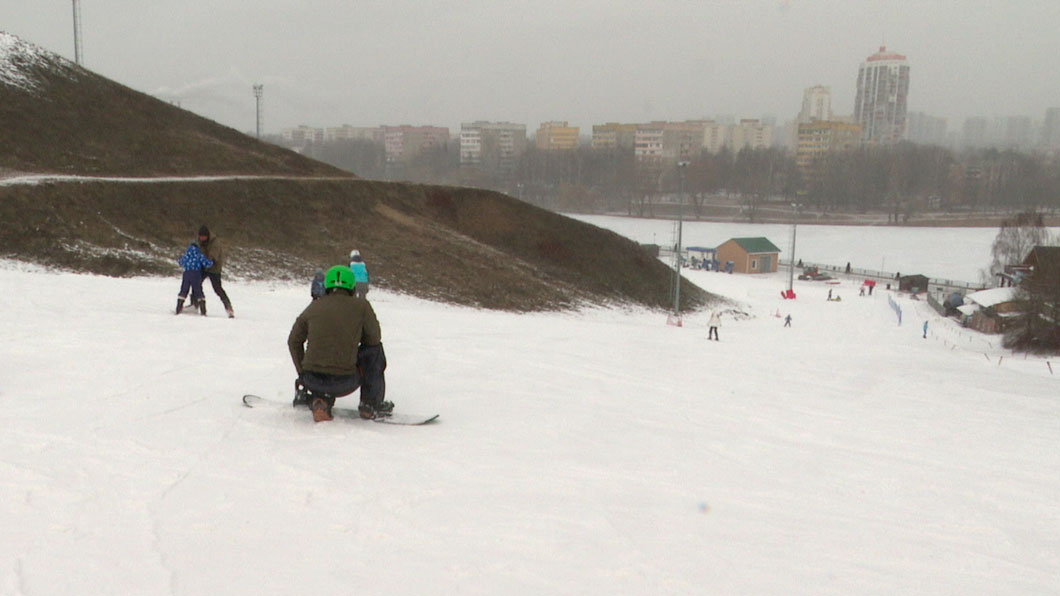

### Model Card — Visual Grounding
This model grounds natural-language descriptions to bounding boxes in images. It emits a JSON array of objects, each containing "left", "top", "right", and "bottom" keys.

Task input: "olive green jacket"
[
  {"left": 200, "top": 236, "right": 224, "bottom": 274},
  {"left": 287, "top": 291, "right": 382, "bottom": 376}
]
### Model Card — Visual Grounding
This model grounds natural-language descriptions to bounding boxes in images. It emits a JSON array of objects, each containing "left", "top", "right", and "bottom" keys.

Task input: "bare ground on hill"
[{"left": 0, "top": 177, "right": 716, "bottom": 312}]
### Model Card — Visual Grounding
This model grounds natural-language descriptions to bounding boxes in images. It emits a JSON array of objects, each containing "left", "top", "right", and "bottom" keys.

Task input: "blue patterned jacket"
[{"left": 178, "top": 243, "right": 214, "bottom": 272}]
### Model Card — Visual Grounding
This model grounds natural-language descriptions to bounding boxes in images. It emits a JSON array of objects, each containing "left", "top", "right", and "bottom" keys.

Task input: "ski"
[{"left": 241, "top": 394, "right": 439, "bottom": 425}]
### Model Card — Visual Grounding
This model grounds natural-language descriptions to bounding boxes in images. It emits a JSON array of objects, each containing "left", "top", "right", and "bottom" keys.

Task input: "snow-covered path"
[{"left": 1, "top": 258, "right": 1058, "bottom": 595}]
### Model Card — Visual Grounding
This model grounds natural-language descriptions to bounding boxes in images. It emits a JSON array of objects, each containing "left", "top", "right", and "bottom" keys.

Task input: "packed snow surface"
[{"left": 1, "top": 221, "right": 1059, "bottom": 594}]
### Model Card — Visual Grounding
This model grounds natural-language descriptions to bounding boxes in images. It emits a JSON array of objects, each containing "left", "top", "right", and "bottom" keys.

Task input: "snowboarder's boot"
[
  {"left": 311, "top": 397, "right": 333, "bottom": 422},
  {"left": 358, "top": 400, "right": 394, "bottom": 420},
  {"left": 175, "top": 299, "right": 184, "bottom": 315},
  {"left": 198, "top": 299, "right": 207, "bottom": 316}
]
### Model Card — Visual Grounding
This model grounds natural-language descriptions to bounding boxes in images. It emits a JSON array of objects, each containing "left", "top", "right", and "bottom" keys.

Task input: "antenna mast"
[
  {"left": 72, "top": 0, "right": 84, "bottom": 65},
  {"left": 253, "top": 84, "right": 264, "bottom": 138}
]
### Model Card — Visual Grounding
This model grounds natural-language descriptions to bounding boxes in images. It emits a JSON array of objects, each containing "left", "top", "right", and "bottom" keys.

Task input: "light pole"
[
  {"left": 253, "top": 84, "right": 264, "bottom": 139},
  {"left": 673, "top": 161, "right": 689, "bottom": 318},
  {"left": 788, "top": 202, "right": 799, "bottom": 293}
]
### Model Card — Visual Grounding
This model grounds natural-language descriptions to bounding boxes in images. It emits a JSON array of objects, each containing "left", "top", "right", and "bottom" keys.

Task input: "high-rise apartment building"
[
  {"left": 854, "top": 46, "right": 910, "bottom": 144},
  {"left": 798, "top": 85, "right": 832, "bottom": 123},
  {"left": 535, "top": 121, "right": 580, "bottom": 151}
]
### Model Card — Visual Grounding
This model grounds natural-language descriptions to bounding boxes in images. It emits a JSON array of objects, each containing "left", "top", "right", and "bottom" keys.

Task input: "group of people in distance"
[{"left": 176, "top": 227, "right": 388, "bottom": 423}]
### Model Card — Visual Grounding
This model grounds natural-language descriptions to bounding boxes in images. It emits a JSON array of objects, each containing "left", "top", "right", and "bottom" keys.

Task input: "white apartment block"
[
  {"left": 728, "top": 119, "right": 774, "bottom": 152},
  {"left": 702, "top": 121, "right": 727, "bottom": 153},
  {"left": 281, "top": 125, "right": 325, "bottom": 145},
  {"left": 459, "top": 121, "right": 527, "bottom": 172},
  {"left": 324, "top": 125, "right": 382, "bottom": 143}
]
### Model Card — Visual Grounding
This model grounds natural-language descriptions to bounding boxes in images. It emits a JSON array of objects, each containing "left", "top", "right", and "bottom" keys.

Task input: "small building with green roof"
[{"left": 716, "top": 237, "right": 781, "bottom": 274}]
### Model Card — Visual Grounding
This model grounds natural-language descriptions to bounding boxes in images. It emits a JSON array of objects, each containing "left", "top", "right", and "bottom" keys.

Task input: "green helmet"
[{"left": 324, "top": 265, "right": 355, "bottom": 291}]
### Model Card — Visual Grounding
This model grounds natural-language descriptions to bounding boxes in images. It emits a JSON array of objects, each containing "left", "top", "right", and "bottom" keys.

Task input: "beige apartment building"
[
  {"left": 591, "top": 122, "right": 638, "bottom": 150},
  {"left": 535, "top": 121, "right": 579, "bottom": 151},
  {"left": 796, "top": 120, "right": 861, "bottom": 182}
]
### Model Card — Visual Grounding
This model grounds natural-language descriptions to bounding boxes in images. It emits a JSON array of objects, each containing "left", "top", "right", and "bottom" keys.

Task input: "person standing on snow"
[
  {"left": 288, "top": 265, "right": 392, "bottom": 422},
  {"left": 349, "top": 249, "right": 370, "bottom": 299},
  {"left": 784, "top": 314, "right": 792, "bottom": 327},
  {"left": 923, "top": 320, "right": 929, "bottom": 339},
  {"left": 175, "top": 241, "right": 213, "bottom": 315},
  {"left": 310, "top": 268, "right": 325, "bottom": 300},
  {"left": 707, "top": 310, "right": 721, "bottom": 341},
  {"left": 198, "top": 225, "right": 234, "bottom": 318}
]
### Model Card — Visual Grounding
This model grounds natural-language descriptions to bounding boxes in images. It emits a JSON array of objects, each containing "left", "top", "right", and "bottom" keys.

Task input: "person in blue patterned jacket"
[{"left": 175, "top": 241, "right": 214, "bottom": 315}]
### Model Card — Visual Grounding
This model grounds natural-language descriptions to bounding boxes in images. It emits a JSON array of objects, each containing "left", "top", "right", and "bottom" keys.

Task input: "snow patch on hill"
[{"left": 0, "top": 31, "right": 75, "bottom": 92}]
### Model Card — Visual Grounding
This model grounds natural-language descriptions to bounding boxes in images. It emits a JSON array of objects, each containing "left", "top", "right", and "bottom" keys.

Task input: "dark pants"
[
  {"left": 299, "top": 343, "right": 387, "bottom": 405},
  {"left": 178, "top": 270, "right": 205, "bottom": 302},
  {"left": 708, "top": 326, "right": 719, "bottom": 340},
  {"left": 204, "top": 271, "right": 232, "bottom": 310}
]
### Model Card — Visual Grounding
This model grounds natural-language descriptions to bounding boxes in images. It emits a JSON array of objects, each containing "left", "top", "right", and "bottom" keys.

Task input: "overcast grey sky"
[{"left": 2, "top": 1, "right": 1058, "bottom": 134}]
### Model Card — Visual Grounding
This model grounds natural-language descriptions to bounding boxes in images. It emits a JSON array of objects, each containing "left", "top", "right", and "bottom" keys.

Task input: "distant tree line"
[{"left": 275, "top": 137, "right": 1060, "bottom": 219}]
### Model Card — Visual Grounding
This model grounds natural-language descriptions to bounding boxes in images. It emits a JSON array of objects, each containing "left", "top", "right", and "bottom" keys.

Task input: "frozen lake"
[{"left": 570, "top": 214, "right": 1060, "bottom": 285}]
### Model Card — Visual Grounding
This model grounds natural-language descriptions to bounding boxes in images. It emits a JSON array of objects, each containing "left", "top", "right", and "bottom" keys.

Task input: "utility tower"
[
  {"left": 71, "top": 0, "right": 84, "bottom": 65},
  {"left": 253, "top": 84, "right": 264, "bottom": 139}
]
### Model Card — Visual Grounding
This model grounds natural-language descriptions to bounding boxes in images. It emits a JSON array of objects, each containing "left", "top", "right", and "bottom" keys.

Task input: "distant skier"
[
  {"left": 175, "top": 241, "right": 214, "bottom": 315},
  {"left": 707, "top": 310, "right": 721, "bottom": 341},
  {"left": 349, "top": 249, "right": 370, "bottom": 299},
  {"left": 310, "top": 268, "right": 325, "bottom": 300},
  {"left": 288, "top": 265, "right": 392, "bottom": 422},
  {"left": 784, "top": 314, "right": 792, "bottom": 327},
  {"left": 923, "top": 320, "right": 929, "bottom": 339}
]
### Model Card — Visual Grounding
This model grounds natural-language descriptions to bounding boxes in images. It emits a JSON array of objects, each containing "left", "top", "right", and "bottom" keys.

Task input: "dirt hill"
[{"left": 0, "top": 32, "right": 714, "bottom": 312}]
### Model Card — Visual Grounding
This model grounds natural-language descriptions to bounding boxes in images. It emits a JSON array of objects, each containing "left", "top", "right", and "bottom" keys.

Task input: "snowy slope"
[{"left": 1, "top": 246, "right": 1058, "bottom": 594}]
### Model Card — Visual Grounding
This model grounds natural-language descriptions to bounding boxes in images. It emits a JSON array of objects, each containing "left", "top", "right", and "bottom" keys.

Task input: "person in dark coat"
[
  {"left": 198, "top": 225, "right": 234, "bottom": 318},
  {"left": 175, "top": 242, "right": 214, "bottom": 315},
  {"left": 288, "top": 265, "right": 392, "bottom": 422}
]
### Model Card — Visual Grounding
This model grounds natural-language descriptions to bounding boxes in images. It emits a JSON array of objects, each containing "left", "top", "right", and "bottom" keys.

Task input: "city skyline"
[{"left": 1, "top": 1, "right": 1058, "bottom": 135}]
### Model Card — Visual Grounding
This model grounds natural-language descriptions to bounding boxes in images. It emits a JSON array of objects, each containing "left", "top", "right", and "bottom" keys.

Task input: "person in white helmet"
[{"left": 349, "top": 249, "right": 370, "bottom": 299}]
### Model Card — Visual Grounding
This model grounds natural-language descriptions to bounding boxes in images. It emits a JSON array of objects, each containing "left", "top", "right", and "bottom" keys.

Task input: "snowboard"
[{"left": 241, "top": 394, "right": 439, "bottom": 425}]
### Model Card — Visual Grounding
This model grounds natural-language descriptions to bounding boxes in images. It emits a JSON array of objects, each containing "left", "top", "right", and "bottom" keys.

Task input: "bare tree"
[{"left": 983, "top": 211, "right": 1056, "bottom": 284}]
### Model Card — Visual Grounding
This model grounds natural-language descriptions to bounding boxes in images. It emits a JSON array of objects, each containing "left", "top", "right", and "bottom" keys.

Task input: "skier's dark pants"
[
  {"left": 204, "top": 271, "right": 232, "bottom": 310},
  {"left": 708, "top": 326, "right": 719, "bottom": 340},
  {"left": 299, "top": 343, "right": 387, "bottom": 406},
  {"left": 178, "top": 270, "right": 206, "bottom": 302}
]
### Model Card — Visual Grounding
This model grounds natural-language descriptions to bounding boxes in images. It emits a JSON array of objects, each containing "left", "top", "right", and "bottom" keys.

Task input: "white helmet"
[{"left": 349, "top": 249, "right": 360, "bottom": 259}]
